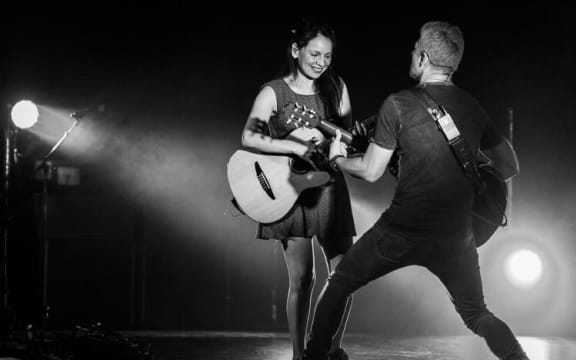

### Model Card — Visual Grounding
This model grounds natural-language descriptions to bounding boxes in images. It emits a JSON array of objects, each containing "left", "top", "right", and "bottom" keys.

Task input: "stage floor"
[
  {"left": 130, "top": 331, "right": 576, "bottom": 360},
  {"left": 2, "top": 331, "right": 575, "bottom": 359}
]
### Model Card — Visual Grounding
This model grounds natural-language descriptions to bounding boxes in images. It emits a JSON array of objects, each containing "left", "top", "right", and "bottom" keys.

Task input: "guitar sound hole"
[{"left": 290, "top": 158, "right": 313, "bottom": 174}]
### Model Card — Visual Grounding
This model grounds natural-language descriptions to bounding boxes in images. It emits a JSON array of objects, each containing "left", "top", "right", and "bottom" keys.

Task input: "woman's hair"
[{"left": 281, "top": 17, "right": 343, "bottom": 123}]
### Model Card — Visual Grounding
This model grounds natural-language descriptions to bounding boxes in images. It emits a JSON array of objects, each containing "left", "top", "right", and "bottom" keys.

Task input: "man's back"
[{"left": 373, "top": 83, "right": 503, "bottom": 247}]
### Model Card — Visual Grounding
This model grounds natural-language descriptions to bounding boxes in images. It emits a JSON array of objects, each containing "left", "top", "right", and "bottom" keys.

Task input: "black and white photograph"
[{"left": 2, "top": 9, "right": 575, "bottom": 360}]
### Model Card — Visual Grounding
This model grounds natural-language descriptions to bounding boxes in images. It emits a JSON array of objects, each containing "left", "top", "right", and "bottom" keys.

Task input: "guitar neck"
[
  {"left": 317, "top": 115, "right": 376, "bottom": 152},
  {"left": 317, "top": 120, "right": 355, "bottom": 143}
]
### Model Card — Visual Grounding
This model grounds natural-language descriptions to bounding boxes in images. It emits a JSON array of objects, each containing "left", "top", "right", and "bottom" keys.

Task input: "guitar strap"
[
  {"left": 412, "top": 86, "right": 507, "bottom": 228},
  {"left": 412, "top": 86, "right": 482, "bottom": 187}
]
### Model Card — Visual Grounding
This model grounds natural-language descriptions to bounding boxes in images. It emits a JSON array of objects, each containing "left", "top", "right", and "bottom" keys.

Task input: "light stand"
[
  {"left": 0, "top": 121, "right": 16, "bottom": 339},
  {"left": 34, "top": 117, "right": 80, "bottom": 329}
]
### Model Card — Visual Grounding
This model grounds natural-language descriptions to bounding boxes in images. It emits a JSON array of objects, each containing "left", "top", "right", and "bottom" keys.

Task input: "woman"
[{"left": 241, "top": 18, "right": 355, "bottom": 360}]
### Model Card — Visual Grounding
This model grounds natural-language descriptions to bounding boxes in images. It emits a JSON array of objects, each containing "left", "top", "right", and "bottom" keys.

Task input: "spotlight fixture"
[
  {"left": 503, "top": 248, "right": 543, "bottom": 289},
  {"left": 10, "top": 100, "right": 39, "bottom": 129}
]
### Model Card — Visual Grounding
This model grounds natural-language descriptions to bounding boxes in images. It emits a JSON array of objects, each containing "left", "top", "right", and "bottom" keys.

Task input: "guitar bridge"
[{"left": 254, "top": 161, "right": 276, "bottom": 200}]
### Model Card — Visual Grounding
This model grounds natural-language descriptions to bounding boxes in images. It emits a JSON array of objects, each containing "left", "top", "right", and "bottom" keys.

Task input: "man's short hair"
[{"left": 417, "top": 21, "right": 465, "bottom": 73}]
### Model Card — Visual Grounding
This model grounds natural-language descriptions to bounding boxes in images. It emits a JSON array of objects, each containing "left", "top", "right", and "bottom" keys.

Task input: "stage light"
[
  {"left": 503, "top": 248, "right": 543, "bottom": 289},
  {"left": 10, "top": 100, "right": 39, "bottom": 129}
]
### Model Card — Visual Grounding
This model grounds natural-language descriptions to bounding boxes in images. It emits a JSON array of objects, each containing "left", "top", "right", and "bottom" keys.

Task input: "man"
[{"left": 303, "top": 22, "right": 530, "bottom": 360}]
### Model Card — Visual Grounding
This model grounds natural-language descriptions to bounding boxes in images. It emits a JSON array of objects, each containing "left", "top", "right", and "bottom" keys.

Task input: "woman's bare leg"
[{"left": 281, "top": 237, "right": 315, "bottom": 360}]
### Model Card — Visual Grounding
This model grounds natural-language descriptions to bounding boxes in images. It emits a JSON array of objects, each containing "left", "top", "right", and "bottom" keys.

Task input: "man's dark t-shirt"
[{"left": 373, "top": 83, "right": 503, "bottom": 250}]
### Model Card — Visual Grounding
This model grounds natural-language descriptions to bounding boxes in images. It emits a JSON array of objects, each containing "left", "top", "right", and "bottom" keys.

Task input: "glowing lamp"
[
  {"left": 504, "top": 249, "right": 543, "bottom": 289},
  {"left": 11, "top": 100, "right": 39, "bottom": 129}
]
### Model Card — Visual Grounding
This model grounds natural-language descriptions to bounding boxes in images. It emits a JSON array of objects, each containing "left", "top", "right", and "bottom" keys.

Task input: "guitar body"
[
  {"left": 473, "top": 165, "right": 508, "bottom": 247},
  {"left": 227, "top": 150, "right": 331, "bottom": 224}
]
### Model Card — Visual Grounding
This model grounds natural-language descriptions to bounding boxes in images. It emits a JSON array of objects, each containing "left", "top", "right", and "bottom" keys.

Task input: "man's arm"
[
  {"left": 481, "top": 138, "right": 519, "bottom": 182},
  {"left": 329, "top": 130, "right": 394, "bottom": 183}
]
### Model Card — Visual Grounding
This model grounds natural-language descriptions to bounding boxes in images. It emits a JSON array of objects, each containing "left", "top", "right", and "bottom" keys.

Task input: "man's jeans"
[{"left": 304, "top": 220, "right": 528, "bottom": 360}]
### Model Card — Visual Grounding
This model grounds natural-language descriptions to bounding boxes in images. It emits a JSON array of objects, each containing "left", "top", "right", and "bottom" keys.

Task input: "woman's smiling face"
[{"left": 292, "top": 34, "right": 333, "bottom": 80}]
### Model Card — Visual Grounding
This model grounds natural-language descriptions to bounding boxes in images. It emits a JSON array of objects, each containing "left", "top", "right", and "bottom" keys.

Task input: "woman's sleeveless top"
[{"left": 256, "top": 79, "right": 356, "bottom": 251}]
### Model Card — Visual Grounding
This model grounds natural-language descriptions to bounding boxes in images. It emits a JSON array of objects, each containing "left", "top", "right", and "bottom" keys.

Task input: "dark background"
[{"left": 2, "top": 10, "right": 576, "bottom": 337}]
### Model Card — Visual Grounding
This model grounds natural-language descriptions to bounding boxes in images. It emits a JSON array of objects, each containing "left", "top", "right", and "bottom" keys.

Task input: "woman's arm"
[{"left": 241, "top": 86, "right": 309, "bottom": 158}]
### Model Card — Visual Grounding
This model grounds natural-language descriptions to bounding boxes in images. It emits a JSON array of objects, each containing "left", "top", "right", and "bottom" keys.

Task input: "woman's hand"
[
  {"left": 351, "top": 120, "right": 370, "bottom": 137},
  {"left": 291, "top": 141, "right": 325, "bottom": 170},
  {"left": 289, "top": 127, "right": 326, "bottom": 146}
]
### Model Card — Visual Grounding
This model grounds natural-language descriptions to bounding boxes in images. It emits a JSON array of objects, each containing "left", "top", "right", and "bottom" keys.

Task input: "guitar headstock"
[{"left": 280, "top": 102, "right": 320, "bottom": 130}]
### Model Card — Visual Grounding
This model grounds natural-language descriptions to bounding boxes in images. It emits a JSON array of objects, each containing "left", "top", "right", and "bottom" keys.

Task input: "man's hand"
[{"left": 329, "top": 130, "right": 348, "bottom": 160}]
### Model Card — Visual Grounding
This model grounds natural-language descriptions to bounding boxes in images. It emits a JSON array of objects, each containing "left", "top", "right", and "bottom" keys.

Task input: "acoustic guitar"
[
  {"left": 227, "top": 102, "right": 374, "bottom": 224},
  {"left": 472, "top": 163, "right": 508, "bottom": 247}
]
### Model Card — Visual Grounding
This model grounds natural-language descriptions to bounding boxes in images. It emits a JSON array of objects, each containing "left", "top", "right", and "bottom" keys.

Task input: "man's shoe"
[
  {"left": 302, "top": 350, "right": 328, "bottom": 360},
  {"left": 504, "top": 351, "right": 530, "bottom": 360},
  {"left": 327, "top": 348, "right": 349, "bottom": 360}
]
